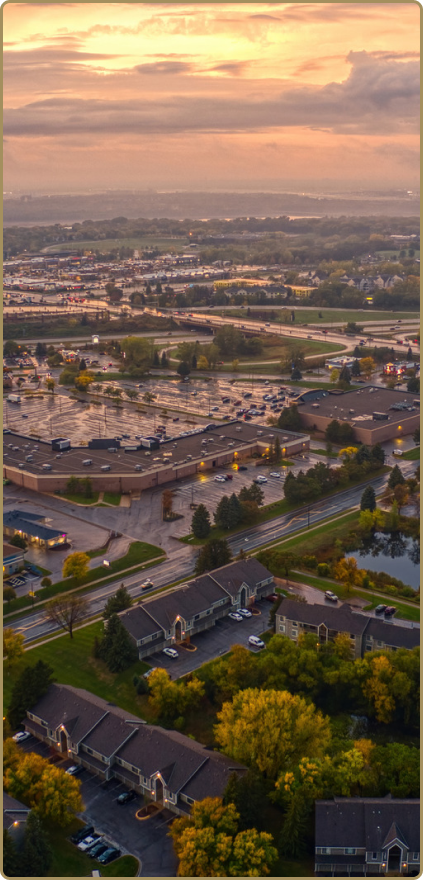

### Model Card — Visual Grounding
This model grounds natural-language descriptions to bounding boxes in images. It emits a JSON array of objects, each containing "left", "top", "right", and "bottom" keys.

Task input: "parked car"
[
  {"left": 142, "top": 667, "right": 157, "bottom": 679},
  {"left": 66, "top": 764, "right": 83, "bottom": 776},
  {"left": 265, "top": 594, "right": 279, "bottom": 603},
  {"left": 238, "top": 465, "right": 248, "bottom": 471},
  {"left": 223, "top": 474, "right": 233, "bottom": 481},
  {"left": 214, "top": 475, "right": 226, "bottom": 482},
  {"left": 162, "top": 647, "right": 178, "bottom": 659},
  {"left": 88, "top": 842, "right": 109, "bottom": 860},
  {"left": 71, "top": 825, "right": 94, "bottom": 845},
  {"left": 117, "top": 790, "right": 137, "bottom": 805},
  {"left": 269, "top": 472, "right": 281, "bottom": 478},
  {"left": 325, "top": 591, "right": 338, "bottom": 602},
  {"left": 98, "top": 848, "right": 121, "bottom": 865},
  {"left": 12, "top": 731, "right": 31, "bottom": 743},
  {"left": 248, "top": 635, "right": 265, "bottom": 649},
  {"left": 253, "top": 475, "right": 267, "bottom": 484},
  {"left": 78, "top": 835, "right": 103, "bottom": 852},
  {"left": 375, "top": 604, "right": 387, "bottom": 614},
  {"left": 238, "top": 608, "right": 252, "bottom": 618},
  {"left": 228, "top": 612, "right": 243, "bottom": 622},
  {"left": 384, "top": 606, "right": 397, "bottom": 617}
]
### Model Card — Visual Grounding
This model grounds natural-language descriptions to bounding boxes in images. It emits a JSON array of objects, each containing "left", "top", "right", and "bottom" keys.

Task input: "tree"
[
  {"left": 214, "top": 495, "right": 232, "bottom": 530},
  {"left": 388, "top": 464, "right": 405, "bottom": 489},
  {"left": 121, "top": 336, "right": 154, "bottom": 371},
  {"left": 161, "top": 350, "right": 169, "bottom": 369},
  {"left": 169, "top": 797, "right": 277, "bottom": 878},
  {"left": 370, "top": 443, "right": 386, "bottom": 466},
  {"left": 4, "top": 741, "right": 83, "bottom": 827},
  {"left": 45, "top": 377, "right": 56, "bottom": 393},
  {"left": 97, "top": 613, "right": 137, "bottom": 673},
  {"left": 392, "top": 483, "right": 410, "bottom": 513},
  {"left": 162, "top": 489, "right": 174, "bottom": 518},
  {"left": 238, "top": 483, "right": 264, "bottom": 506},
  {"left": 359, "top": 357, "right": 376, "bottom": 379},
  {"left": 338, "top": 364, "right": 351, "bottom": 386},
  {"left": 44, "top": 595, "right": 89, "bottom": 639},
  {"left": 19, "top": 812, "right": 52, "bottom": 876},
  {"left": 3, "top": 628, "right": 25, "bottom": 670},
  {"left": 62, "top": 551, "right": 90, "bottom": 581},
  {"left": 413, "top": 427, "right": 420, "bottom": 445},
  {"left": 177, "top": 360, "right": 190, "bottom": 378},
  {"left": 3, "top": 828, "right": 22, "bottom": 877},
  {"left": 9, "top": 533, "right": 27, "bottom": 550},
  {"left": 214, "top": 688, "right": 331, "bottom": 779},
  {"left": 351, "top": 358, "right": 361, "bottom": 377},
  {"left": 360, "top": 485, "right": 376, "bottom": 512},
  {"left": 274, "top": 435, "right": 282, "bottom": 462},
  {"left": 407, "top": 376, "right": 420, "bottom": 393},
  {"left": 291, "top": 367, "right": 302, "bottom": 380},
  {"left": 4, "top": 586, "right": 17, "bottom": 603},
  {"left": 223, "top": 769, "right": 269, "bottom": 831},
  {"left": 148, "top": 668, "right": 205, "bottom": 723},
  {"left": 191, "top": 504, "right": 211, "bottom": 538},
  {"left": 278, "top": 405, "right": 302, "bottom": 431},
  {"left": 103, "top": 584, "right": 132, "bottom": 619},
  {"left": 195, "top": 538, "right": 232, "bottom": 575},
  {"left": 332, "top": 556, "right": 361, "bottom": 593},
  {"left": 7, "top": 661, "right": 55, "bottom": 730}
]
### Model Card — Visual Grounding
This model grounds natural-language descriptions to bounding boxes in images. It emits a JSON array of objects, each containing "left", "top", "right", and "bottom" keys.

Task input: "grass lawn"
[
  {"left": 56, "top": 492, "right": 100, "bottom": 505},
  {"left": 44, "top": 235, "right": 187, "bottom": 254},
  {"left": 401, "top": 446, "right": 420, "bottom": 461},
  {"left": 103, "top": 491, "right": 122, "bottom": 505},
  {"left": 312, "top": 448, "right": 339, "bottom": 458},
  {"left": 47, "top": 820, "right": 139, "bottom": 876},
  {"left": 219, "top": 308, "right": 419, "bottom": 325},
  {"left": 3, "top": 621, "right": 152, "bottom": 718}
]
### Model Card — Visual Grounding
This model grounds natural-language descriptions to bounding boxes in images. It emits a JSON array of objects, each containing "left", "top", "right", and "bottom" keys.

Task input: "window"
[
  {"left": 186, "top": 796, "right": 194, "bottom": 805},
  {"left": 86, "top": 747, "right": 93, "bottom": 755},
  {"left": 291, "top": 621, "right": 298, "bottom": 627},
  {"left": 194, "top": 615, "right": 200, "bottom": 621},
  {"left": 350, "top": 634, "right": 355, "bottom": 640},
  {"left": 279, "top": 624, "right": 285, "bottom": 633},
  {"left": 116, "top": 758, "right": 123, "bottom": 766},
  {"left": 413, "top": 853, "right": 419, "bottom": 861},
  {"left": 345, "top": 848, "right": 356, "bottom": 855},
  {"left": 41, "top": 720, "right": 48, "bottom": 727},
  {"left": 131, "top": 766, "right": 139, "bottom": 774},
  {"left": 371, "top": 853, "right": 378, "bottom": 861}
]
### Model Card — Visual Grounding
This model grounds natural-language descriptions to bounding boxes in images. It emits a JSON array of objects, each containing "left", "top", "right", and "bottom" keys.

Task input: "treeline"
[
  {"left": 191, "top": 483, "right": 265, "bottom": 539},
  {"left": 283, "top": 445, "right": 385, "bottom": 503}
]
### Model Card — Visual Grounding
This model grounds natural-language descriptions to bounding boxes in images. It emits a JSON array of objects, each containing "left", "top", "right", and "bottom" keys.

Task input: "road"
[{"left": 8, "top": 462, "right": 416, "bottom": 645}]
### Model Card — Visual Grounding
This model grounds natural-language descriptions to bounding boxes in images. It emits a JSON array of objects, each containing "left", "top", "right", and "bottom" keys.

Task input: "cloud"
[
  {"left": 4, "top": 51, "right": 419, "bottom": 139},
  {"left": 209, "top": 61, "right": 250, "bottom": 76},
  {"left": 135, "top": 60, "right": 195, "bottom": 75}
]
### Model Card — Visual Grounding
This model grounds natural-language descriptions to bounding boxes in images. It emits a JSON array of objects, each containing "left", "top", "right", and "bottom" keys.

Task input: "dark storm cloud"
[{"left": 4, "top": 52, "right": 418, "bottom": 139}]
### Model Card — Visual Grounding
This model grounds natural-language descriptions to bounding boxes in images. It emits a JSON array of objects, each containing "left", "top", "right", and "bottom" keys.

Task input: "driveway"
[{"left": 145, "top": 597, "right": 274, "bottom": 679}]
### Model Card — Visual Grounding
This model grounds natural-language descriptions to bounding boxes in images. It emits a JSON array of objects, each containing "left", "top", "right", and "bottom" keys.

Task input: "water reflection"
[{"left": 345, "top": 533, "right": 420, "bottom": 589}]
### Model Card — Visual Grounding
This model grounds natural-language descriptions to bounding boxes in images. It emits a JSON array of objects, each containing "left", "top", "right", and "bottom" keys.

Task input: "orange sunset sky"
[{"left": 3, "top": 2, "right": 420, "bottom": 193}]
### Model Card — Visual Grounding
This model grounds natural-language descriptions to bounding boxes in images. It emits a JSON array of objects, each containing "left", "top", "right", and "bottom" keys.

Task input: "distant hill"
[{"left": 3, "top": 190, "right": 419, "bottom": 225}]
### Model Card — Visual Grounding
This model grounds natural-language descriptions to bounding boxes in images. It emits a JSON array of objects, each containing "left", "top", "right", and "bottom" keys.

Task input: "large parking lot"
[
  {"left": 144, "top": 596, "right": 274, "bottom": 679},
  {"left": 17, "top": 737, "right": 178, "bottom": 877}
]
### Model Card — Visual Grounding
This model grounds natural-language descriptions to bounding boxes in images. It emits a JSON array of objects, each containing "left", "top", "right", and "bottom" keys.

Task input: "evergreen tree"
[
  {"left": 191, "top": 504, "right": 211, "bottom": 539},
  {"left": 103, "top": 584, "right": 132, "bottom": 619},
  {"left": 278, "top": 405, "right": 302, "bottom": 431},
  {"left": 291, "top": 367, "right": 302, "bottom": 380},
  {"left": 79, "top": 358, "right": 87, "bottom": 372},
  {"left": 238, "top": 483, "right": 264, "bottom": 506},
  {"left": 360, "top": 485, "right": 376, "bottom": 512},
  {"left": 214, "top": 495, "right": 232, "bottom": 530},
  {"left": 98, "top": 614, "right": 137, "bottom": 673},
  {"left": 351, "top": 359, "right": 361, "bottom": 377},
  {"left": 161, "top": 351, "right": 169, "bottom": 369},
  {"left": 388, "top": 464, "right": 406, "bottom": 489},
  {"left": 223, "top": 770, "right": 269, "bottom": 831},
  {"left": 153, "top": 350, "right": 160, "bottom": 367},
  {"left": 407, "top": 376, "right": 419, "bottom": 393},
  {"left": 355, "top": 444, "right": 371, "bottom": 465},
  {"left": 191, "top": 353, "right": 197, "bottom": 369},
  {"left": 177, "top": 361, "right": 190, "bottom": 378},
  {"left": 228, "top": 492, "right": 243, "bottom": 528},
  {"left": 370, "top": 443, "right": 386, "bottom": 466},
  {"left": 7, "top": 661, "right": 54, "bottom": 730},
  {"left": 3, "top": 829, "right": 22, "bottom": 877},
  {"left": 339, "top": 364, "right": 351, "bottom": 385},
  {"left": 195, "top": 538, "right": 232, "bottom": 575},
  {"left": 20, "top": 812, "right": 52, "bottom": 877}
]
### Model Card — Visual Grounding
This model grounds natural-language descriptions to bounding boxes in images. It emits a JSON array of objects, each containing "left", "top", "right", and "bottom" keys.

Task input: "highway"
[{"left": 8, "top": 464, "right": 416, "bottom": 646}]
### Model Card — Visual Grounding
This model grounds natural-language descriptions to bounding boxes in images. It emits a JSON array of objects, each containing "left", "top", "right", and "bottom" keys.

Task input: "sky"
[{"left": 3, "top": 2, "right": 420, "bottom": 193}]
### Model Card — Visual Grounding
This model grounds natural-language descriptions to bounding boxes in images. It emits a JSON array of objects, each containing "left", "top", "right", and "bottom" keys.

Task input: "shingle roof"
[
  {"left": 211, "top": 557, "right": 272, "bottom": 598},
  {"left": 3, "top": 541, "right": 25, "bottom": 559},
  {"left": 276, "top": 598, "right": 368, "bottom": 637},
  {"left": 119, "top": 604, "right": 164, "bottom": 642},
  {"left": 3, "top": 510, "right": 64, "bottom": 541},
  {"left": 315, "top": 797, "right": 420, "bottom": 851},
  {"left": 82, "top": 711, "right": 137, "bottom": 758},
  {"left": 180, "top": 751, "right": 246, "bottom": 801},
  {"left": 363, "top": 617, "right": 420, "bottom": 650},
  {"left": 116, "top": 725, "right": 208, "bottom": 791},
  {"left": 144, "top": 575, "right": 227, "bottom": 630}
]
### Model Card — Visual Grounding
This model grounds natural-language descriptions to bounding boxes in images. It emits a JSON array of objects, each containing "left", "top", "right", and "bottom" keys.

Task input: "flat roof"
[
  {"left": 3, "top": 421, "right": 308, "bottom": 477},
  {"left": 299, "top": 386, "right": 419, "bottom": 427}
]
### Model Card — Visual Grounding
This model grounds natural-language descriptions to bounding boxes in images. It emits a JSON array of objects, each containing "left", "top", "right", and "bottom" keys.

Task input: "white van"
[
  {"left": 248, "top": 635, "right": 265, "bottom": 649},
  {"left": 393, "top": 449, "right": 403, "bottom": 457},
  {"left": 82, "top": 459, "right": 92, "bottom": 466}
]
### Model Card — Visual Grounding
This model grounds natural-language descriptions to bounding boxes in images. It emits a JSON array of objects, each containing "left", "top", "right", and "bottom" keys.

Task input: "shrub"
[
  {"left": 41, "top": 577, "right": 52, "bottom": 587},
  {"left": 303, "top": 555, "right": 317, "bottom": 569},
  {"left": 316, "top": 563, "right": 330, "bottom": 577}
]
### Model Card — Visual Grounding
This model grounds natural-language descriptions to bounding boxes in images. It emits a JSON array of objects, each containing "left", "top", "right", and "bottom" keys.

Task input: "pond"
[{"left": 345, "top": 533, "right": 420, "bottom": 590}]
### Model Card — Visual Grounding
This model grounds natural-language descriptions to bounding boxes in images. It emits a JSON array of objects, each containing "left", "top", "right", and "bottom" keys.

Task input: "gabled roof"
[
  {"left": 363, "top": 617, "right": 420, "bottom": 650},
  {"left": 211, "top": 557, "right": 272, "bottom": 598},
  {"left": 143, "top": 575, "right": 227, "bottom": 630},
  {"left": 382, "top": 821, "right": 408, "bottom": 849},
  {"left": 276, "top": 597, "right": 368, "bottom": 637},
  {"left": 3, "top": 510, "right": 63, "bottom": 541},
  {"left": 315, "top": 797, "right": 420, "bottom": 851}
]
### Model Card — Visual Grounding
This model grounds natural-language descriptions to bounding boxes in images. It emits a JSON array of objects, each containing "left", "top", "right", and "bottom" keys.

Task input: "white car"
[
  {"left": 12, "top": 731, "right": 31, "bottom": 743},
  {"left": 254, "top": 475, "right": 268, "bottom": 483},
  {"left": 325, "top": 591, "right": 338, "bottom": 602},
  {"left": 162, "top": 647, "right": 178, "bottom": 659},
  {"left": 214, "top": 475, "right": 226, "bottom": 482},
  {"left": 238, "top": 608, "right": 252, "bottom": 618},
  {"left": 270, "top": 472, "right": 281, "bottom": 478},
  {"left": 228, "top": 612, "right": 243, "bottom": 622},
  {"left": 78, "top": 836, "right": 103, "bottom": 852},
  {"left": 65, "top": 764, "right": 83, "bottom": 776}
]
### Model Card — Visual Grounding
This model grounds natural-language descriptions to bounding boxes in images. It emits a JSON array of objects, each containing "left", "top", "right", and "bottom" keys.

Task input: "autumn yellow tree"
[
  {"left": 361, "top": 655, "right": 396, "bottom": 723},
  {"left": 3, "top": 740, "right": 83, "bottom": 824},
  {"left": 169, "top": 797, "right": 278, "bottom": 877},
  {"left": 214, "top": 688, "right": 331, "bottom": 779},
  {"left": 3, "top": 628, "right": 25, "bottom": 671},
  {"left": 332, "top": 556, "right": 362, "bottom": 593}
]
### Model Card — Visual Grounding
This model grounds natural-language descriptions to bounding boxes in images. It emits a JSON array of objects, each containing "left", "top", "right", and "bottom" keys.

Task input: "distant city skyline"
[{"left": 3, "top": 2, "right": 420, "bottom": 194}]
